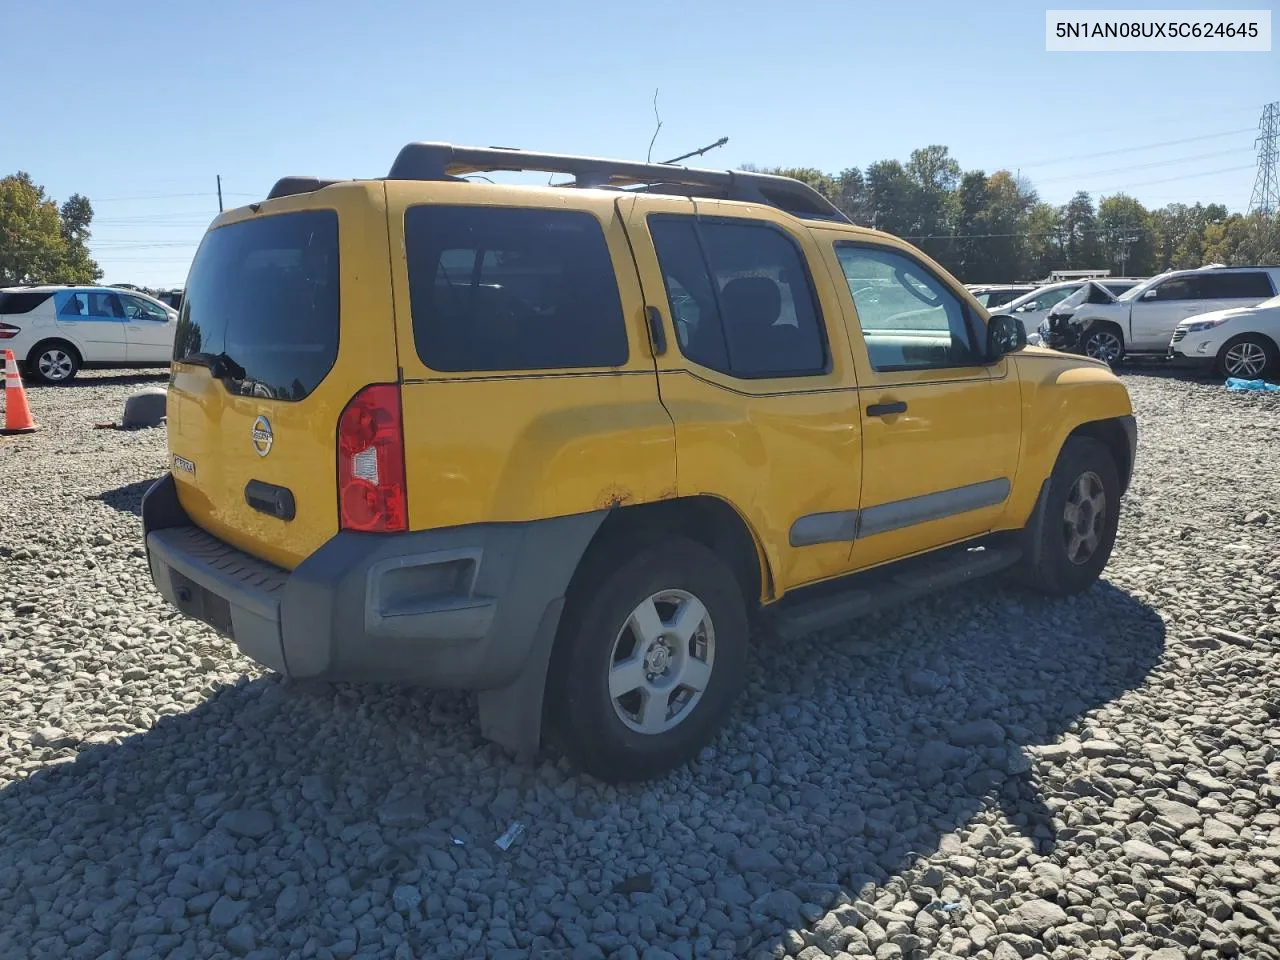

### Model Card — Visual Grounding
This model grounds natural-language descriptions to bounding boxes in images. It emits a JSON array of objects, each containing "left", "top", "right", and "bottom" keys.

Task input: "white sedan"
[
  {"left": 0, "top": 285, "right": 178, "bottom": 383},
  {"left": 1168, "top": 293, "right": 1280, "bottom": 380}
]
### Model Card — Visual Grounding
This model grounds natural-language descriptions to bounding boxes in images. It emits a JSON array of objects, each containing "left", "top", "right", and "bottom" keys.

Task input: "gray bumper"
[
  {"left": 141, "top": 474, "right": 604, "bottom": 688},
  {"left": 1166, "top": 348, "right": 1215, "bottom": 373}
]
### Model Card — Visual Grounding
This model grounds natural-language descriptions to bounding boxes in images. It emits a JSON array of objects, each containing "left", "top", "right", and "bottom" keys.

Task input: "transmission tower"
[{"left": 1249, "top": 101, "right": 1279, "bottom": 217}]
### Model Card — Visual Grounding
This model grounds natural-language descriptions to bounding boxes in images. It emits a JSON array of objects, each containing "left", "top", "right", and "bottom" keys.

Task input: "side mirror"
[
  {"left": 987, "top": 314, "right": 1027, "bottom": 360},
  {"left": 1141, "top": 288, "right": 1158, "bottom": 300}
]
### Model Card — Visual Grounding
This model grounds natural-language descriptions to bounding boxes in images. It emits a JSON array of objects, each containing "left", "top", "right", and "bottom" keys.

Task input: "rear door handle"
[{"left": 867, "top": 401, "right": 907, "bottom": 417}]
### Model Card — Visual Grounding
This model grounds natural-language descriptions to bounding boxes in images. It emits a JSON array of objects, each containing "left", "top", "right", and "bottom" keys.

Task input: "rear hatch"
[{"left": 167, "top": 183, "right": 398, "bottom": 569}]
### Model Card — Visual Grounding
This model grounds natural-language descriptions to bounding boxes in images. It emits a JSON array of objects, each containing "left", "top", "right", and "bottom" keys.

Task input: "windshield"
[{"left": 1001, "top": 283, "right": 1075, "bottom": 312}]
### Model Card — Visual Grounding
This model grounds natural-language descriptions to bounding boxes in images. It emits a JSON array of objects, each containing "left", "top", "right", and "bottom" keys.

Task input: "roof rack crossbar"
[{"left": 385, "top": 142, "right": 851, "bottom": 224}]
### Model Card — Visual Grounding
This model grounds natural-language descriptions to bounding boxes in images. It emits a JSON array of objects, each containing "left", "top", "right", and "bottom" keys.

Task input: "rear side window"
[
  {"left": 648, "top": 216, "right": 827, "bottom": 378},
  {"left": 175, "top": 210, "right": 340, "bottom": 401},
  {"left": 1203, "top": 272, "right": 1274, "bottom": 299},
  {"left": 0, "top": 291, "right": 53, "bottom": 314},
  {"left": 404, "top": 205, "right": 628, "bottom": 372}
]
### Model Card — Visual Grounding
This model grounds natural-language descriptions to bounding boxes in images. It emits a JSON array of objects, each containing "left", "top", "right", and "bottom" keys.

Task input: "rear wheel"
[
  {"left": 1019, "top": 436, "right": 1121, "bottom": 597},
  {"left": 1082, "top": 325, "right": 1125, "bottom": 366},
  {"left": 27, "top": 341, "right": 81, "bottom": 384},
  {"left": 547, "top": 538, "right": 748, "bottom": 782},
  {"left": 1216, "top": 333, "right": 1277, "bottom": 381}
]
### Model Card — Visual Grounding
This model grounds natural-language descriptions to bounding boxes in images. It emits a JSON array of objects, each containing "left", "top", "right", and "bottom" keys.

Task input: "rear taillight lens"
[
  {"left": 0, "top": 323, "right": 19, "bottom": 340},
  {"left": 337, "top": 383, "right": 407, "bottom": 533}
]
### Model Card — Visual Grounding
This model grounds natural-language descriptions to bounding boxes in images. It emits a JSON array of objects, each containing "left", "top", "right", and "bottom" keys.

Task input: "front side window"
[
  {"left": 405, "top": 205, "right": 628, "bottom": 372},
  {"left": 122, "top": 295, "right": 169, "bottom": 321},
  {"left": 836, "top": 244, "right": 983, "bottom": 372},
  {"left": 1150, "top": 276, "right": 1210, "bottom": 301},
  {"left": 648, "top": 216, "right": 827, "bottom": 378}
]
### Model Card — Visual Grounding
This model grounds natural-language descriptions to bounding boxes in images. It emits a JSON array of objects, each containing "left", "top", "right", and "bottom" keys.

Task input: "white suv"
[
  {"left": 1043, "top": 266, "right": 1280, "bottom": 364},
  {"left": 1169, "top": 292, "right": 1280, "bottom": 380},
  {"left": 992, "top": 278, "right": 1142, "bottom": 343},
  {"left": 0, "top": 285, "right": 178, "bottom": 383}
]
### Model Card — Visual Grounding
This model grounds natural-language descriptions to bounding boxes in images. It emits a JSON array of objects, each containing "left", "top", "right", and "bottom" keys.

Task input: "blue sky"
[{"left": 3, "top": 0, "right": 1275, "bottom": 286}]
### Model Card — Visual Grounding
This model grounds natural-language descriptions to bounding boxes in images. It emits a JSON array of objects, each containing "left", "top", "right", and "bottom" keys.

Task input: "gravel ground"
[{"left": 1, "top": 369, "right": 1278, "bottom": 960}]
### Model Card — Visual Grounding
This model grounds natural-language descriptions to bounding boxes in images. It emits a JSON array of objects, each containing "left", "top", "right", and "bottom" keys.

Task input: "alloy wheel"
[
  {"left": 608, "top": 589, "right": 715, "bottom": 734},
  {"left": 1063, "top": 470, "right": 1107, "bottom": 565}
]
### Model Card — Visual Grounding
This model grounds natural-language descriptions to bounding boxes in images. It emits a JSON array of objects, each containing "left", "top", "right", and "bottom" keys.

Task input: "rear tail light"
[
  {"left": 337, "top": 383, "right": 407, "bottom": 533},
  {"left": 0, "top": 323, "right": 19, "bottom": 340}
]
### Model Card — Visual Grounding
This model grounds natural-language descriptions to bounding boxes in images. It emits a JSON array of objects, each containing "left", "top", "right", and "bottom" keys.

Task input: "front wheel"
[
  {"left": 1081, "top": 325, "right": 1125, "bottom": 366},
  {"left": 547, "top": 538, "right": 748, "bottom": 782},
  {"left": 1216, "top": 333, "right": 1277, "bottom": 381},
  {"left": 1018, "top": 436, "right": 1121, "bottom": 597}
]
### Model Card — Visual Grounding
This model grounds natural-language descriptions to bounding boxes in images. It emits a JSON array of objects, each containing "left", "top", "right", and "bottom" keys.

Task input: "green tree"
[
  {"left": 980, "top": 171, "right": 1033, "bottom": 281},
  {"left": 835, "top": 167, "right": 869, "bottom": 224},
  {"left": 1024, "top": 202, "right": 1064, "bottom": 279},
  {"left": 906, "top": 146, "right": 961, "bottom": 267},
  {"left": 864, "top": 160, "right": 915, "bottom": 239},
  {"left": 1202, "top": 212, "right": 1280, "bottom": 265},
  {"left": 0, "top": 173, "right": 101, "bottom": 285},
  {"left": 1096, "top": 194, "right": 1155, "bottom": 277},
  {"left": 739, "top": 164, "right": 838, "bottom": 203},
  {"left": 951, "top": 171, "right": 989, "bottom": 279},
  {"left": 1060, "top": 192, "right": 1101, "bottom": 269}
]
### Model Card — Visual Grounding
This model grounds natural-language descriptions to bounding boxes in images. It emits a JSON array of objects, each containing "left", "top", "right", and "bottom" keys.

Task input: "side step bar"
[{"left": 760, "top": 542, "right": 1023, "bottom": 642}]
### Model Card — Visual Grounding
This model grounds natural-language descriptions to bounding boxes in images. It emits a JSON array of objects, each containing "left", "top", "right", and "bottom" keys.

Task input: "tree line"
[
  {"left": 748, "top": 145, "right": 1279, "bottom": 283},
  {"left": 4, "top": 151, "right": 1279, "bottom": 289}
]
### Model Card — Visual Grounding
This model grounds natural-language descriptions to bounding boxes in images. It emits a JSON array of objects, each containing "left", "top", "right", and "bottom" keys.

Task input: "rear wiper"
[{"left": 191, "top": 351, "right": 246, "bottom": 381}]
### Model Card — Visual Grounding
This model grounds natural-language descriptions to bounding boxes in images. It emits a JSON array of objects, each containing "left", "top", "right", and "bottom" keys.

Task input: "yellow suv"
[{"left": 143, "top": 142, "right": 1137, "bottom": 782}]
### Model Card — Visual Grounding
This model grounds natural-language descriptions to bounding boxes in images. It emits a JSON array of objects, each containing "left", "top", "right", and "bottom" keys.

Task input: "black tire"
[
  {"left": 26, "top": 340, "right": 81, "bottom": 384},
  {"left": 1081, "top": 324, "right": 1125, "bottom": 366},
  {"left": 547, "top": 537, "right": 748, "bottom": 782},
  {"left": 1215, "top": 333, "right": 1278, "bottom": 381},
  {"left": 1018, "top": 436, "right": 1121, "bottom": 598}
]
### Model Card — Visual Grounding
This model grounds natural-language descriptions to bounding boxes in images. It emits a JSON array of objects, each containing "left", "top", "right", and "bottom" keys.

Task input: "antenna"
[
  {"left": 646, "top": 88, "right": 662, "bottom": 163},
  {"left": 663, "top": 137, "right": 730, "bottom": 166},
  {"left": 1249, "top": 101, "right": 1279, "bottom": 217}
]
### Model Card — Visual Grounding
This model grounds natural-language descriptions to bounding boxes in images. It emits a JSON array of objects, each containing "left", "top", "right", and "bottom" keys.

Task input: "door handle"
[
  {"left": 645, "top": 305, "right": 667, "bottom": 356},
  {"left": 867, "top": 401, "right": 907, "bottom": 417}
]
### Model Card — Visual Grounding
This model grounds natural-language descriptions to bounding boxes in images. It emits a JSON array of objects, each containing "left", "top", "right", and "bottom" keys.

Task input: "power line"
[
  {"left": 1030, "top": 148, "right": 1254, "bottom": 185},
  {"left": 1008, "top": 128, "right": 1257, "bottom": 171}
]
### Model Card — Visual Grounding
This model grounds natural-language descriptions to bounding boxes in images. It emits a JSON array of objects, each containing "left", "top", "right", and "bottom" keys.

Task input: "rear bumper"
[{"left": 141, "top": 474, "right": 604, "bottom": 687}]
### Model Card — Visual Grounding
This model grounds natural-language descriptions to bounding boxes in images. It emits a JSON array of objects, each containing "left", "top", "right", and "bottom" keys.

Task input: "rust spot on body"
[{"left": 596, "top": 484, "right": 635, "bottom": 509}]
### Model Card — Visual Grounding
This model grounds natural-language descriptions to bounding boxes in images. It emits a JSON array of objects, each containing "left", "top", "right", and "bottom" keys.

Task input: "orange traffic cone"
[{"left": 2, "top": 349, "right": 37, "bottom": 434}]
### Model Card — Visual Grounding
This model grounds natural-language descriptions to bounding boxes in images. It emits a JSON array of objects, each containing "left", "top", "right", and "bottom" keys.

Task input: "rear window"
[
  {"left": 0, "top": 291, "right": 53, "bottom": 314},
  {"left": 404, "top": 205, "right": 628, "bottom": 372},
  {"left": 175, "top": 210, "right": 339, "bottom": 401},
  {"left": 1204, "top": 272, "right": 1274, "bottom": 299}
]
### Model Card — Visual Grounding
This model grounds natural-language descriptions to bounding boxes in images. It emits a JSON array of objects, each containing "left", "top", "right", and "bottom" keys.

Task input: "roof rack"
[{"left": 265, "top": 142, "right": 852, "bottom": 224}]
